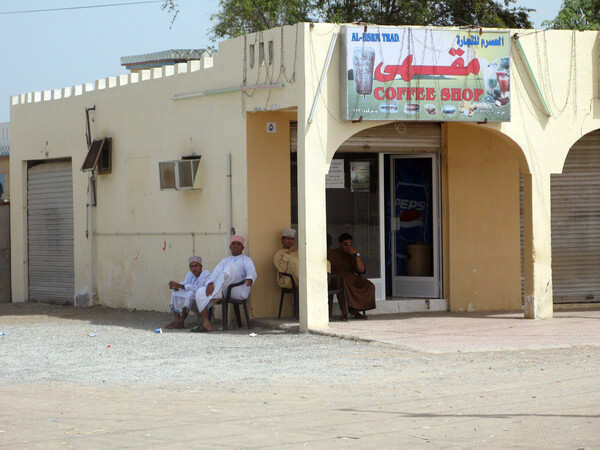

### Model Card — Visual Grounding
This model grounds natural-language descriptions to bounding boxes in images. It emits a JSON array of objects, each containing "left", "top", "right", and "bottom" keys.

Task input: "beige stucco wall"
[
  {"left": 301, "top": 25, "right": 600, "bottom": 323},
  {"left": 9, "top": 64, "right": 250, "bottom": 309},
  {"left": 9, "top": 23, "right": 600, "bottom": 327},
  {"left": 10, "top": 24, "right": 305, "bottom": 312},
  {"left": 500, "top": 31, "right": 600, "bottom": 318},
  {"left": 446, "top": 123, "right": 522, "bottom": 312}
]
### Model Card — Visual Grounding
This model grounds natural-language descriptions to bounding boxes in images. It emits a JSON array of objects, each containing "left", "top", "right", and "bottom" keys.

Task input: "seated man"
[
  {"left": 166, "top": 256, "right": 211, "bottom": 329},
  {"left": 274, "top": 228, "right": 299, "bottom": 289},
  {"left": 327, "top": 233, "right": 376, "bottom": 320},
  {"left": 192, "top": 235, "right": 257, "bottom": 332}
]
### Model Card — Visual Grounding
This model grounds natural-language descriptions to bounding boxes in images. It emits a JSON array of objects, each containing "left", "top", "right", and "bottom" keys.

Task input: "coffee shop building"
[{"left": 9, "top": 24, "right": 600, "bottom": 331}]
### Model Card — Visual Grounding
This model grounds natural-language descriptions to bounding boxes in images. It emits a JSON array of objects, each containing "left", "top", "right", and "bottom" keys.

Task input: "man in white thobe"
[
  {"left": 192, "top": 235, "right": 257, "bottom": 332},
  {"left": 166, "top": 255, "right": 210, "bottom": 329}
]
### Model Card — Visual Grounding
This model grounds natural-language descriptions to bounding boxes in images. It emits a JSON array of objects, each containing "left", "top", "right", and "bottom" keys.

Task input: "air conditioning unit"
[{"left": 159, "top": 157, "right": 201, "bottom": 191}]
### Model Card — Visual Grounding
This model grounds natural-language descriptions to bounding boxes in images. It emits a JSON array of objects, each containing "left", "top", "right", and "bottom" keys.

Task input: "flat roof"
[{"left": 120, "top": 49, "right": 209, "bottom": 69}]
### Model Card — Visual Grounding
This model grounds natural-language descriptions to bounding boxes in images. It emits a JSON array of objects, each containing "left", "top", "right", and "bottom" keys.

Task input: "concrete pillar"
[
  {"left": 522, "top": 172, "right": 554, "bottom": 319},
  {"left": 296, "top": 121, "right": 330, "bottom": 331}
]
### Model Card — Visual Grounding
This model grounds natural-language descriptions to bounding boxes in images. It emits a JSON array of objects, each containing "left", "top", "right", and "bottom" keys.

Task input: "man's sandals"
[{"left": 191, "top": 325, "right": 211, "bottom": 333}]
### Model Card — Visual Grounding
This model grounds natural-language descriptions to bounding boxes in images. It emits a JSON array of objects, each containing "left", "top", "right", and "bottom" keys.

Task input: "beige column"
[
  {"left": 296, "top": 120, "right": 329, "bottom": 331},
  {"left": 522, "top": 172, "right": 553, "bottom": 319}
]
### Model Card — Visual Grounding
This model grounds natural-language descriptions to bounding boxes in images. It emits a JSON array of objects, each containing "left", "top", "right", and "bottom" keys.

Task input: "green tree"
[
  {"left": 543, "top": 0, "right": 600, "bottom": 30},
  {"left": 365, "top": 0, "right": 433, "bottom": 26},
  {"left": 427, "top": 0, "right": 532, "bottom": 28},
  {"left": 210, "top": 0, "right": 314, "bottom": 39},
  {"left": 203, "top": 0, "right": 533, "bottom": 40},
  {"left": 161, "top": 0, "right": 179, "bottom": 27}
]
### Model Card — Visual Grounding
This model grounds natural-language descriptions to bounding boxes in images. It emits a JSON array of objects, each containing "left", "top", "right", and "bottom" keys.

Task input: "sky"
[{"left": 0, "top": 0, "right": 563, "bottom": 124}]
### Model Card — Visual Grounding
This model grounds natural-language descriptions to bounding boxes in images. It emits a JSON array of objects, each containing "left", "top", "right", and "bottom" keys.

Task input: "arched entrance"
[
  {"left": 294, "top": 122, "right": 444, "bottom": 314},
  {"left": 293, "top": 119, "right": 529, "bottom": 317},
  {"left": 325, "top": 122, "right": 443, "bottom": 304},
  {"left": 551, "top": 129, "right": 600, "bottom": 304}
]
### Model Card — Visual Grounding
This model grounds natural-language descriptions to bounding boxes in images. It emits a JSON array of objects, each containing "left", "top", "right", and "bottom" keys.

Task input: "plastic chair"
[
  {"left": 209, "top": 280, "right": 251, "bottom": 330},
  {"left": 278, "top": 272, "right": 299, "bottom": 319},
  {"left": 328, "top": 273, "right": 349, "bottom": 322}
]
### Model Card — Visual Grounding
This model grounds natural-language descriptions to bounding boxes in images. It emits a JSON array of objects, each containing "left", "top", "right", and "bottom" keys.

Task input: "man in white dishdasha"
[
  {"left": 192, "top": 235, "right": 257, "bottom": 332},
  {"left": 166, "top": 255, "right": 210, "bottom": 329}
]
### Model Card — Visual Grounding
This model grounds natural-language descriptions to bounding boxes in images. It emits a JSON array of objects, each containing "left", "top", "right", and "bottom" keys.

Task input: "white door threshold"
[
  {"left": 373, "top": 298, "right": 447, "bottom": 315},
  {"left": 331, "top": 298, "right": 448, "bottom": 316}
]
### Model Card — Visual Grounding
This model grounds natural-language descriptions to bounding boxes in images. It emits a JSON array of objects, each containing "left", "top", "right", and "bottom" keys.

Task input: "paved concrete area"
[
  {"left": 318, "top": 308, "right": 600, "bottom": 352},
  {"left": 257, "top": 308, "right": 600, "bottom": 352}
]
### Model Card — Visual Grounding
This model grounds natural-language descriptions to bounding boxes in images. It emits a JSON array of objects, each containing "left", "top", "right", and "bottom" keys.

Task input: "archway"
[
  {"left": 445, "top": 122, "right": 528, "bottom": 312},
  {"left": 551, "top": 129, "right": 600, "bottom": 305},
  {"left": 324, "top": 122, "right": 444, "bottom": 315}
]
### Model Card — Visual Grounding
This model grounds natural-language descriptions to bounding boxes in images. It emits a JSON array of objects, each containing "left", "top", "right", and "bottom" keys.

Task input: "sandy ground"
[{"left": 1, "top": 302, "right": 599, "bottom": 448}]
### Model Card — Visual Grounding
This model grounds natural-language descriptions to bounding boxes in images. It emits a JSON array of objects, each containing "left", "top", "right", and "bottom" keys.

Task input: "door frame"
[{"left": 383, "top": 153, "right": 442, "bottom": 299}]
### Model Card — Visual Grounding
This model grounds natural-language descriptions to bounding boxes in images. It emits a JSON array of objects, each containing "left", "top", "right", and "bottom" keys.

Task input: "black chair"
[
  {"left": 209, "top": 280, "right": 251, "bottom": 330},
  {"left": 278, "top": 272, "right": 299, "bottom": 319},
  {"left": 328, "top": 273, "right": 349, "bottom": 322}
]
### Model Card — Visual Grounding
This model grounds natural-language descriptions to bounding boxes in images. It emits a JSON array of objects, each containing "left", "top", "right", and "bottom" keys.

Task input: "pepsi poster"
[{"left": 394, "top": 159, "right": 432, "bottom": 276}]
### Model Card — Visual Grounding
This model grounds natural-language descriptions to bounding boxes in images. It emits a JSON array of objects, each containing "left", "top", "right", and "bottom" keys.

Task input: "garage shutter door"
[
  {"left": 290, "top": 122, "right": 441, "bottom": 153},
  {"left": 27, "top": 161, "right": 74, "bottom": 303},
  {"left": 551, "top": 130, "right": 600, "bottom": 303}
]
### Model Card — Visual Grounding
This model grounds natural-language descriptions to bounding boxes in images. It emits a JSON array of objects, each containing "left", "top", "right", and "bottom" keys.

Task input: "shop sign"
[
  {"left": 326, "top": 159, "right": 345, "bottom": 188},
  {"left": 340, "top": 25, "right": 511, "bottom": 122}
]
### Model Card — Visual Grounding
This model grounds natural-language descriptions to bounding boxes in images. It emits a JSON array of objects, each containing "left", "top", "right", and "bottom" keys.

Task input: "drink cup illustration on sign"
[{"left": 353, "top": 47, "right": 376, "bottom": 100}]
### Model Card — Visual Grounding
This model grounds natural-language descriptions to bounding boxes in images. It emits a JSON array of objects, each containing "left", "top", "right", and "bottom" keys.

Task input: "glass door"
[{"left": 390, "top": 155, "right": 440, "bottom": 298}]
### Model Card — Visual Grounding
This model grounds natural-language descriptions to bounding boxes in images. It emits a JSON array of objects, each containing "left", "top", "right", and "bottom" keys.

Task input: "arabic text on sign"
[
  {"left": 374, "top": 55, "right": 481, "bottom": 82},
  {"left": 456, "top": 35, "right": 506, "bottom": 48}
]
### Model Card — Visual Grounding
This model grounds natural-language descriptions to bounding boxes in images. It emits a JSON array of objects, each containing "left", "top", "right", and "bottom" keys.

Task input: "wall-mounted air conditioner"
[{"left": 159, "top": 157, "right": 201, "bottom": 191}]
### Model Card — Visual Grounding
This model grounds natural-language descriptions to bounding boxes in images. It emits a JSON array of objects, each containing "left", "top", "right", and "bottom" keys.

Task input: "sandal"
[
  {"left": 352, "top": 313, "right": 368, "bottom": 320},
  {"left": 191, "top": 325, "right": 211, "bottom": 333}
]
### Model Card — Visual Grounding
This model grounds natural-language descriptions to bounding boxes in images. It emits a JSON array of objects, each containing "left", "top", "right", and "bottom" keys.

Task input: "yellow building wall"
[
  {"left": 10, "top": 23, "right": 600, "bottom": 324},
  {"left": 247, "top": 111, "right": 297, "bottom": 318},
  {"left": 9, "top": 66, "right": 250, "bottom": 310},
  {"left": 446, "top": 123, "right": 522, "bottom": 311},
  {"left": 9, "top": 24, "right": 305, "bottom": 311}
]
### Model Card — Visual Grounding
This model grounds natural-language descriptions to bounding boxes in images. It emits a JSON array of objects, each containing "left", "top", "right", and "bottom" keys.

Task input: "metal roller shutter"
[
  {"left": 27, "top": 161, "right": 74, "bottom": 303},
  {"left": 551, "top": 130, "right": 600, "bottom": 303},
  {"left": 290, "top": 122, "right": 441, "bottom": 153}
]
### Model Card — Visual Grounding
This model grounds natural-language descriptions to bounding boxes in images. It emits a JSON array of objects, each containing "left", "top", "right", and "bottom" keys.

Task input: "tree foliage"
[
  {"left": 427, "top": 0, "right": 532, "bottom": 28},
  {"left": 543, "top": 0, "right": 600, "bottom": 30},
  {"left": 161, "top": 0, "right": 179, "bottom": 28},
  {"left": 210, "top": 0, "right": 313, "bottom": 38},
  {"left": 163, "top": 0, "right": 533, "bottom": 40}
]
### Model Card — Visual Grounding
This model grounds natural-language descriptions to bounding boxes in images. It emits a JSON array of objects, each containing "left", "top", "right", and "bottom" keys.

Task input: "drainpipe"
[
  {"left": 84, "top": 105, "right": 96, "bottom": 307},
  {"left": 88, "top": 172, "right": 95, "bottom": 307},
  {"left": 227, "top": 153, "right": 234, "bottom": 238}
]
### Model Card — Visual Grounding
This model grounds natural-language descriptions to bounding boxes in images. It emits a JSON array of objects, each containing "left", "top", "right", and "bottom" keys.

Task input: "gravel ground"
[
  {"left": 0, "top": 303, "right": 427, "bottom": 387},
  {"left": 1, "top": 302, "right": 599, "bottom": 448}
]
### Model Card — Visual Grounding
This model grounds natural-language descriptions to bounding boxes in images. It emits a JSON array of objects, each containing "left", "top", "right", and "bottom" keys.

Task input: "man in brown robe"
[{"left": 327, "top": 233, "right": 376, "bottom": 320}]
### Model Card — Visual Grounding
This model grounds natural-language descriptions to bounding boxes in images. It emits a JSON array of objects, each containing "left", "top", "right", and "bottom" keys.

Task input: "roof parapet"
[{"left": 11, "top": 56, "right": 215, "bottom": 108}]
